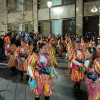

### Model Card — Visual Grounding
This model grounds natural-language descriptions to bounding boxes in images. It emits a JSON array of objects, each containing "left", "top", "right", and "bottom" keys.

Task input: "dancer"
[
  {"left": 85, "top": 47, "right": 100, "bottom": 100},
  {"left": 15, "top": 39, "right": 28, "bottom": 81},
  {"left": 70, "top": 39, "right": 85, "bottom": 93},
  {"left": 28, "top": 43, "right": 56, "bottom": 100},
  {"left": 4, "top": 36, "right": 17, "bottom": 76}
]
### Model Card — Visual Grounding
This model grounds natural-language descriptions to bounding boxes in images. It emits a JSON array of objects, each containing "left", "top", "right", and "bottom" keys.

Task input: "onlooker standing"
[{"left": 0, "top": 36, "right": 4, "bottom": 61}]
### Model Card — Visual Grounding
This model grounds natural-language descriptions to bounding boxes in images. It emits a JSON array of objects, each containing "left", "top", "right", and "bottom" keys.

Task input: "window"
[
  {"left": 17, "top": 0, "right": 23, "bottom": 11},
  {"left": 63, "top": 0, "right": 75, "bottom": 5},
  {"left": 52, "top": 0, "right": 62, "bottom": 6},
  {"left": 52, "top": 0, "right": 75, "bottom": 6},
  {"left": 18, "top": 24, "right": 22, "bottom": 32},
  {"left": 39, "top": 21, "right": 50, "bottom": 36},
  {"left": 83, "top": 16, "right": 99, "bottom": 37},
  {"left": 63, "top": 18, "right": 75, "bottom": 36},
  {"left": 6, "top": 0, "right": 17, "bottom": 13},
  {"left": 84, "top": 0, "right": 100, "bottom": 2},
  {"left": 38, "top": 0, "right": 75, "bottom": 9},
  {"left": 24, "top": 0, "right": 33, "bottom": 11},
  {"left": 51, "top": 20, "right": 62, "bottom": 36}
]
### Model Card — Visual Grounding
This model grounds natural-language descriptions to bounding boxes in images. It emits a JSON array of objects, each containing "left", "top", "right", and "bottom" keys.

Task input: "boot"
[
  {"left": 73, "top": 83, "right": 77, "bottom": 93},
  {"left": 12, "top": 67, "right": 18, "bottom": 76},
  {"left": 45, "top": 96, "right": 50, "bottom": 100},
  {"left": 27, "top": 75, "right": 29, "bottom": 81},
  {"left": 20, "top": 71, "right": 23, "bottom": 81},
  {"left": 10, "top": 67, "right": 14, "bottom": 76},
  {"left": 35, "top": 97, "right": 40, "bottom": 100},
  {"left": 77, "top": 82, "right": 82, "bottom": 94}
]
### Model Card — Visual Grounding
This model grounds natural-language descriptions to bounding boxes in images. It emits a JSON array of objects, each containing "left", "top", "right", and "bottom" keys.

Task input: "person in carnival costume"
[
  {"left": 15, "top": 39, "right": 29, "bottom": 81},
  {"left": 84, "top": 44, "right": 94, "bottom": 70},
  {"left": 26, "top": 33, "right": 33, "bottom": 44},
  {"left": 85, "top": 47, "right": 100, "bottom": 100},
  {"left": 95, "top": 36, "right": 100, "bottom": 57},
  {"left": 66, "top": 37, "right": 75, "bottom": 69},
  {"left": 57, "top": 37, "right": 63, "bottom": 57},
  {"left": 24, "top": 37, "right": 33, "bottom": 55},
  {"left": 63, "top": 37, "right": 75, "bottom": 78},
  {"left": 70, "top": 38, "right": 85, "bottom": 93},
  {"left": 80, "top": 36, "right": 88, "bottom": 52},
  {"left": 24, "top": 37, "right": 34, "bottom": 80},
  {"left": 4, "top": 36, "right": 17, "bottom": 76},
  {"left": 28, "top": 42, "right": 57, "bottom": 100},
  {"left": 97, "top": 36, "right": 100, "bottom": 44}
]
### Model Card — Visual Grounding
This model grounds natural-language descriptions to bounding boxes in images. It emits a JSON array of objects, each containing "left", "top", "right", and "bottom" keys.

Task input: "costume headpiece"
[
  {"left": 97, "top": 36, "right": 100, "bottom": 40},
  {"left": 76, "top": 38, "right": 80, "bottom": 43},
  {"left": 4, "top": 36, "right": 10, "bottom": 44},
  {"left": 89, "top": 43, "right": 93, "bottom": 53},
  {"left": 27, "top": 33, "right": 30, "bottom": 36}
]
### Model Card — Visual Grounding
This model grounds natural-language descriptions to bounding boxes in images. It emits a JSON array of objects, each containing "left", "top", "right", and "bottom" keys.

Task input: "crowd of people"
[
  {"left": 0, "top": 31, "right": 63, "bottom": 100},
  {"left": 0, "top": 31, "right": 100, "bottom": 100},
  {"left": 65, "top": 34, "right": 100, "bottom": 100}
]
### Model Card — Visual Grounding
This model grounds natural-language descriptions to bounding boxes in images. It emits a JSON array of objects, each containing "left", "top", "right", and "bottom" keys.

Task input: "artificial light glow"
[
  {"left": 98, "top": 24, "right": 100, "bottom": 26},
  {"left": 91, "top": 6, "right": 98, "bottom": 13},
  {"left": 53, "top": 8, "right": 63, "bottom": 14},
  {"left": 47, "top": 1, "right": 52, "bottom": 8}
]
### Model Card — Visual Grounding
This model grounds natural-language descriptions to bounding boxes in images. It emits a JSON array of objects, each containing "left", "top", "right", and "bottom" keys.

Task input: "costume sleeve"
[
  {"left": 28, "top": 53, "right": 36, "bottom": 75},
  {"left": 73, "top": 60, "right": 80, "bottom": 65},
  {"left": 84, "top": 60, "right": 90, "bottom": 68},
  {"left": 28, "top": 67, "right": 33, "bottom": 77},
  {"left": 15, "top": 47, "right": 20, "bottom": 60}
]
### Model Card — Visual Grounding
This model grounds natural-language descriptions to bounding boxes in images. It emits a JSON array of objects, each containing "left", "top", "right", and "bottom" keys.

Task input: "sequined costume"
[
  {"left": 86, "top": 57, "right": 100, "bottom": 100},
  {"left": 5, "top": 43, "right": 17, "bottom": 67},
  {"left": 28, "top": 53, "right": 54, "bottom": 98}
]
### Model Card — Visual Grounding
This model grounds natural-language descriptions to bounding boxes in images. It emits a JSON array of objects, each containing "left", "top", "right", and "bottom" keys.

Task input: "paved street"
[{"left": 0, "top": 53, "right": 88, "bottom": 100}]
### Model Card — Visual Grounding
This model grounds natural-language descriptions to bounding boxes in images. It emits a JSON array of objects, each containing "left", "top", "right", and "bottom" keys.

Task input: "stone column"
[
  {"left": 76, "top": 0, "right": 83, "bottom": 37},
  {"left": 33, "top": 0, "right": 38, "bottom": 33},
  {"left": 99, "top": 15, "right": 100, "bottom": 35}
]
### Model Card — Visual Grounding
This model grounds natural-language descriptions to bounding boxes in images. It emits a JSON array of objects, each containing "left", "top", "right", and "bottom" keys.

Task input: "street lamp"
[{"left": 47, "top": 1, "right": 52, "bottom": 34}]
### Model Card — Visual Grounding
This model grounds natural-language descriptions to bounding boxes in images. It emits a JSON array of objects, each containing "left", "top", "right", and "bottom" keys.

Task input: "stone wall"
[{"left": 0, "top": 0, "right": 7, "bottom": 33}]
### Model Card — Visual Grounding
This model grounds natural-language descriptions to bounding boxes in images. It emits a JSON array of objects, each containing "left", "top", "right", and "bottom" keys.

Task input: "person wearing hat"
[
  {"left": 24, "top": 37, "right": 34, "bottom": 80},
  {"left": 26, "top": 33, "right": 33, "bottom": 44}
]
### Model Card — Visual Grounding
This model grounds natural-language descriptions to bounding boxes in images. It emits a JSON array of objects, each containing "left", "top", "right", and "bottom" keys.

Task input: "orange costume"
[
  {"left": 57, "top": 39, "right": 63, "bottom": 56},
  {"left": 28, "top": 53, "right": 53, "bottom": 98},
  {"left": 15, "top": 46, "right": 28, "bottom": 71},
  {"left": 4, "top": 37, "right": 17, "bottom": 67}
]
